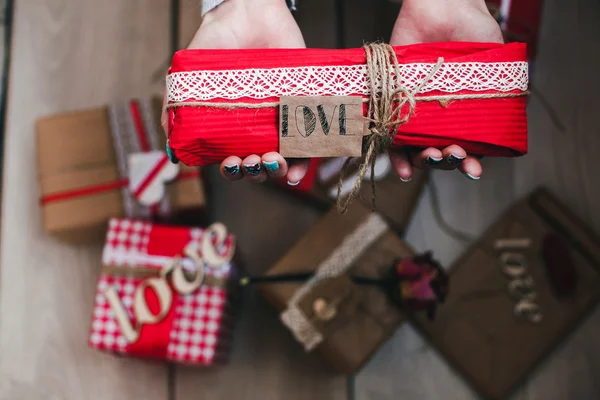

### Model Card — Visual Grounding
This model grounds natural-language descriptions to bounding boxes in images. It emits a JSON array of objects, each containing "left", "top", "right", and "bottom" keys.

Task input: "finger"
[
  {"left": 458, "top": 156, "right": 483, "bottom": 180},
  {"left": 286, "top": 159, "right": 311, "bottom": 186},
  {"left": 220, "top": 156, "right": 243, "bottom": 181},
  {"left": 261, "top": 152, "right": 288, "bottom": 180},
  {"left": 389, "top": 148, "right": 413, "bottom": 182},
  {"left": 411, "top": 147, "right": 444, "bottom": 169},
  {"left": 438, "top": 145, "right": 467, "bottom": 170},
  {"left": 242, "top": 155, "right": 268, "bottom": 183}
]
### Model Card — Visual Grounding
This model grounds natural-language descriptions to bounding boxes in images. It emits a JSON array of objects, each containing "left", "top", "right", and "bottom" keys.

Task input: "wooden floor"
[{"left": 1, "top": 0, "right": 599, "bottom": 399}]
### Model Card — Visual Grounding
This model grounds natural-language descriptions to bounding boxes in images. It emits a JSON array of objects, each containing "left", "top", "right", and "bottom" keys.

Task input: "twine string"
[
  {"left": 164, "top": 92, "right": 528, "bottom": 111},
  {"left": 336, "top": 44, "right": 444, "bottom": 214}
]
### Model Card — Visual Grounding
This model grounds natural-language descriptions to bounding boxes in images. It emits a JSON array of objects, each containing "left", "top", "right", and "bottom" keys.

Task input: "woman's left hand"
[{"left": 388, "top": 0, "right": 504, "bottom": 181}]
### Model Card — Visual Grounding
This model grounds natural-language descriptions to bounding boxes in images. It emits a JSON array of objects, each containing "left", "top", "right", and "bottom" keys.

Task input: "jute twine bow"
[{"left": 336, "top": 43, "right": 443, "bottom": 214}]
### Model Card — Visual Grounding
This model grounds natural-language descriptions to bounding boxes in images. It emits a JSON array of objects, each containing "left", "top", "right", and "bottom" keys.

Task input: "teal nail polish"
[
  {"left": 400, "top": 176, "right": 412, "bottom": 183},
  {"left": 464, "top": 173, "right": 481, "bottom": 181},
  {"left": 263, "top": 160, "right": 280, "bottom": 173},
  {"left": 166, "top": 140, "right": 179, "bottom": 164}
]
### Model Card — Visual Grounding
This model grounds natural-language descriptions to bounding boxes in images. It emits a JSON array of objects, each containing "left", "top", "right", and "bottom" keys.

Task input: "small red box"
[{"left": 89, "top": 219, "right": 237, "bottom": 365}]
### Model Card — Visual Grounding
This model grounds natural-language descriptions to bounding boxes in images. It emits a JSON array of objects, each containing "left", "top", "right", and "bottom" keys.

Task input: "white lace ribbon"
[
  {"left": 167, "top": 61, "right": 529, "bottom": 102},
  {"left": 280, "top": 213, "right": 388, "bottom": 351}
]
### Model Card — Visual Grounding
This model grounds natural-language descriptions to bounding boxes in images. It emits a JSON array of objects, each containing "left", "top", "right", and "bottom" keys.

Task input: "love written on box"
[
  {"left": 411, "top": 188, "right": 600, "bottom": 399},
  {"left": 279, "top": 96, "right": 365, "bottom": 158},
  {"left": 165, "top": 42, "right": 529, "bottom": 166},
  {"left": 89, "top": 219, "right": 237, "bottom": 365},
  {"left": 36, "top": 98, "right": 205, "bottom": 243}
]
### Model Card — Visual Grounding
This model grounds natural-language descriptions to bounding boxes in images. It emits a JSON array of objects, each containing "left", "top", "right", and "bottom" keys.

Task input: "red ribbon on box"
[
  {"left": 166, "top": 42, "right": 529, "bottom": 167},
  {"left": 40, "top": 99, "right": 201, "bottom": 216}
]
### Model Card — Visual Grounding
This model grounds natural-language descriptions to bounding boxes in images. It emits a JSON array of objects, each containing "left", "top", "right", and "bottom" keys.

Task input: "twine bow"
[{"left": 336, "top": 44, "right": 444, "bottom": 214}]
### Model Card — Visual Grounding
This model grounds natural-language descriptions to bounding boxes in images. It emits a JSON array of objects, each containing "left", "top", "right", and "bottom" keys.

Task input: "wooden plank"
[
  {"left": 356, "top": 0, "right": 600, "bottom": 398},
  {"left": 178, "top": 0, "right": 203, "bottom": 49},
  {"left": 512, "top": 0, "right": 600, "bottom": 398},
  {"left": 342, "top": 0, "right": 401, "bottom": 47},
  {"left": 174, "top": 172, "right": 348, "bottom": 400},
  {"left": 294, "top": 0, "right": 337, "bottom": 48},
  {"left": 0, "top": 1, "right": 171, "bottom": 399}
]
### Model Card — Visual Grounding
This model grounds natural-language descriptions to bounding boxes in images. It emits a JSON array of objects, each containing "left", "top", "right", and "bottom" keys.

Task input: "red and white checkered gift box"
[{"left": 89, "top": 218, "right": 237, "bottom": 365}]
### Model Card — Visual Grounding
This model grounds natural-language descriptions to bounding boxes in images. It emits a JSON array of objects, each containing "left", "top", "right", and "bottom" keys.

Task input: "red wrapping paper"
[
  {"left": 89, "top": 219, "right": 236, "bottom": 365},
  {"left": 167, "top": 42, "right": 529, "bottom": 167}
]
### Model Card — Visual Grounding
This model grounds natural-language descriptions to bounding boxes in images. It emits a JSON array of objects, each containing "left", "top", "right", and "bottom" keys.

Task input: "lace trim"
[{"left": 167, "top": 61, "right": 528, "bottom": 102}]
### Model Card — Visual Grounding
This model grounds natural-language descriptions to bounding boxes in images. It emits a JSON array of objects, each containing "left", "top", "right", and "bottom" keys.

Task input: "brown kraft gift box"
[
  {"left": 260, "top": 201, "right": 412, "bottom": 374},
  {"left": 411, "top": 188, "right": 600, "bottom": 400},
  {"left": 37, "top": 98, "right": 205, "bottom": 243}
]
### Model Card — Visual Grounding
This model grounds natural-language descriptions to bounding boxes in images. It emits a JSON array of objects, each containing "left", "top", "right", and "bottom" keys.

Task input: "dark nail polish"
[
  {"left": 166, "top": 140, "right": 179, "bottom": 164},
  {"left": 287, "top": 180, "right": 301, "bottom": 186},
  {"left": 262, "top": 160, "right": 280, "bottom": 173},
  {"left": 447, "top": 154, "right": 465, "bottom": 166},
  {"left": 464, "top": 172, "right": 481, "bottom": 181},
  {"left": 244, "top": 163, "right": 261, "bottom": 176},
  {"left": 424, "top": 156, "right": 443, "bottom": 167},
  {"left": 224, "top": 164, "right": 240, "bottom": 176}
]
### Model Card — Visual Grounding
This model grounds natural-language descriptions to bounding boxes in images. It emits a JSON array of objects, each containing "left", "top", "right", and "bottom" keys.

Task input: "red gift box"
[
  {"left": 89, "top": 219, "right": 237, "bottom": 365},
  {"left": 166, "top": 42, "right": 529, "bottom": 167}
]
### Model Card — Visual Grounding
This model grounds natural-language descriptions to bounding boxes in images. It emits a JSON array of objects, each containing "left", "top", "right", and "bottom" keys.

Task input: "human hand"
[
  {"left": 191, "top": 0, "right": 309, "bottom": 184},
  {"left": 388, "top": 0, "right": 503, "bottom": 181}
]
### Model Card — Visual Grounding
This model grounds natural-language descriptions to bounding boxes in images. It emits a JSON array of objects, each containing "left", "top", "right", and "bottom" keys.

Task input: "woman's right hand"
[{"left": 163, "top": 0, "right": 311, "bottom": 184}]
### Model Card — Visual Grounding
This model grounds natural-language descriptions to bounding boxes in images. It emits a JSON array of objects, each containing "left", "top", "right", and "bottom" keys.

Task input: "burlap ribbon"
[{"left": 280, "top": 213, "right": 388, "bottom": 351}]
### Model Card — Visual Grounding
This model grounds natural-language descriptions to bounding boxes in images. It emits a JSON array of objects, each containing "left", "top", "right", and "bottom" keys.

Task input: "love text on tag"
[{"left": 279, "top": 96, "right": 365, "bottom": 158}]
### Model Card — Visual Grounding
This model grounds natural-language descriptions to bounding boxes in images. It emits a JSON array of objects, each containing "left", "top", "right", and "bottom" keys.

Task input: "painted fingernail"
[
  {"left": 262, "top": 160, "right": 280, "bottom": 173},
  {"left": 244, "top": 163, "right": 261, "bottom": 176},
  {"left": 223, "top": 164, "right": 240, "bottom": 176},
  {"left": 424, "top": 156, "right": 443, "bottom": 167},
  {"left": 400, "top": 176, "right": 412, "bottom": 183},
  {"left": 464, "top": 172, "right": 481, "bottom": 180},
  {"left": 287, "top": 180, "right": 301, "bottom": 186},
  {"left": 166, "top": 140, "right": 179, "bottom": 164},
  {"left": 447, "top": 154, "right": 465, "bottom": 166}
]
